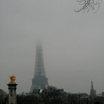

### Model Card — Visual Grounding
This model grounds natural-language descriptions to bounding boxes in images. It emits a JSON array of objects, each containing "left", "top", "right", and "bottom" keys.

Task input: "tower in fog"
[{"left": 31, "top": 43, "right": 48, "bottom": 91}]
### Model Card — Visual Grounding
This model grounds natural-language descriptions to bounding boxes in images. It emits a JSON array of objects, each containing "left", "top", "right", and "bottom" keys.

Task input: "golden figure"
[{"left": 9, "top": 75, "right": 16, "bottom": 84}]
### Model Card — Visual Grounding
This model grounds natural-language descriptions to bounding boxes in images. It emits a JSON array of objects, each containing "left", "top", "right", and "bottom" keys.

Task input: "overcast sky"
[{"left": 0, "top": 0, "right": 104, "bottom": 94}]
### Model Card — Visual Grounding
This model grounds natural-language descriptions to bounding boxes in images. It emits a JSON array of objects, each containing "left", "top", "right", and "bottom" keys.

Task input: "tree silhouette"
[{"left": 76, "top": 0, "right": 103, "bottom": 12}]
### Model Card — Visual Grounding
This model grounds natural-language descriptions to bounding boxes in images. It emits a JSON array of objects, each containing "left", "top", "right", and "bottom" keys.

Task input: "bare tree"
[{"left": 75, "top": 0, "right": 103, "bottom": 12}]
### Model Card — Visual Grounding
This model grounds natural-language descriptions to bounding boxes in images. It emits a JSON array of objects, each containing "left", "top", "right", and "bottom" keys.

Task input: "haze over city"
[{"left": 0, "top": 0, "right": 104, "bottom": 94}]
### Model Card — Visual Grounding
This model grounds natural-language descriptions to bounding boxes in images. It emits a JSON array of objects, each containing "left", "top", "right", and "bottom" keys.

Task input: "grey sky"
[{"left": 0, "top": 0, "right": 104, "bottom": 94}]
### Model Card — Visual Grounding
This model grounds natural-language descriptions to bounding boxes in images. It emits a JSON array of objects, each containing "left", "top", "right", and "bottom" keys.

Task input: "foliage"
[
  {"left": 75, "top": 0, "right": 103, "bottom": 12},
  {"left": 0, "top": 86, "right": 104, "bottom": 104}
]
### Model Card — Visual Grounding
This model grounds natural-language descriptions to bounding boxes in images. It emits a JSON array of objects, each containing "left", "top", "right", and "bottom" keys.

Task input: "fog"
[{"left": 0, "top": 0, "right": 104, "bottom": 94}]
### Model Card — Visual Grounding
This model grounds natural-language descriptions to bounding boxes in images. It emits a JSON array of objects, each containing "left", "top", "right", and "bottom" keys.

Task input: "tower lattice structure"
[{"left": 31, "top": 44, "right": 48, "bottom": 92}]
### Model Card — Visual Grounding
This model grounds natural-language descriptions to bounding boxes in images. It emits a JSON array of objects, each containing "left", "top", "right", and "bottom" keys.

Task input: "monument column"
[{"left": 7, "top": 75, "right": 17, "bottom": 104}]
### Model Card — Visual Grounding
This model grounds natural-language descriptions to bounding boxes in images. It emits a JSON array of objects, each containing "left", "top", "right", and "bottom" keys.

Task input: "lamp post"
[{"left": 7, "top": 75, "right": 17, "bottom": 104}]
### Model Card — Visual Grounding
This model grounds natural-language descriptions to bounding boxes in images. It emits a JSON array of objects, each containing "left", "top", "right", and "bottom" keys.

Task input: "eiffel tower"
[{"left": 31, "top": 43, "right": 48, "bottom": 91}]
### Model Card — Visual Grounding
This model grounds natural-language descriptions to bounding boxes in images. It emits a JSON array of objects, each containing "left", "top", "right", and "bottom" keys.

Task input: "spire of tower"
[
  {"left": 90, "top": 80, "right": 96, "bottom": 98},
  {"left": 31, "top": 43, "right": 48, "bottom": 92},
  {"left": 91, "top": 80, "right": 94, "bottom": 89}
]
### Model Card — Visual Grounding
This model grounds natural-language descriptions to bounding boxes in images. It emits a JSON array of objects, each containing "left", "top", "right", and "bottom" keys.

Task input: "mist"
[{"left": 0, "top": 0, "right": 104, "bottom": 94}]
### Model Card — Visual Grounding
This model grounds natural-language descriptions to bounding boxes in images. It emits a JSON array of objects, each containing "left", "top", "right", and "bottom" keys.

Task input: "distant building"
[
  {"left": 90, "top": 80, "right": 96, "bottom": 98},
  {"left": 30, "top": 43, "right": 48, "bottom": 92}
]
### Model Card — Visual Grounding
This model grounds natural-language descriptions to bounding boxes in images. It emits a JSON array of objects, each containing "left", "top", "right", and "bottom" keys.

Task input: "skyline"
[
  {"left": 0, "top": 41, "right": 103, "bottom": 94},
  {"left": 0, "top": 0, "right": 104, "bottom": 94}
]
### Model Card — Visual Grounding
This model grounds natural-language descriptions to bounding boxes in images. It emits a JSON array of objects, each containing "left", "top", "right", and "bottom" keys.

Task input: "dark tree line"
[
  {"left": 0, "top": 86, "right": 104, "bottom": 104},
  {"left": 17, "top": 86, "right": 104, "bottom": 104}
]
